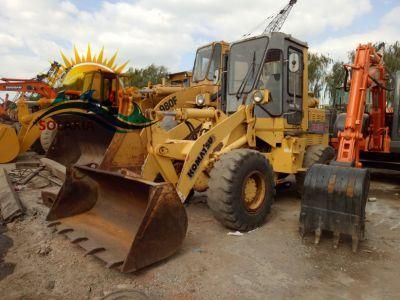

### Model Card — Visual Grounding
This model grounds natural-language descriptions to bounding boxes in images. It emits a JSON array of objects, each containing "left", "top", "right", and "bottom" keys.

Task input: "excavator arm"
[
  {"left": 336, "top": 45, "right": 388, "bottom": 166},
  {"left": 0, "top": 78, "right": 57, "bottom": 99}
]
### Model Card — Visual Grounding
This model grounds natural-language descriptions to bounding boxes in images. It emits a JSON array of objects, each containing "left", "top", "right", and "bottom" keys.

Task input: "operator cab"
[
  {"left": 82, "top": 70, "right": 120, "bottom": 110},
  {"left": 224, "top": 32, "right": 306, "bottom": 125},
  {"left": 192, "top": 42, "right": 229, "bottom": 86}
]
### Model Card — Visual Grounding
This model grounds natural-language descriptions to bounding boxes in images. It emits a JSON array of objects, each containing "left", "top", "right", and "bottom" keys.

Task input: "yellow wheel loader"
[
  {"left": 47, "top": 32, "right": 334, "bottom": 272},
  {"left": 0, "top": 41, "right": 229, "bottom": 167}
]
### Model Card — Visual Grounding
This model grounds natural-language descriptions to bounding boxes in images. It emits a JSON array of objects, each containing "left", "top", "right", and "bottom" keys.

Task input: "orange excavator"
[
  {"left": 300, "top": 44, "right": 400, "bottom": 251},
  {"left": 0, "top": 77, "right": 57, "bottom": 100}
]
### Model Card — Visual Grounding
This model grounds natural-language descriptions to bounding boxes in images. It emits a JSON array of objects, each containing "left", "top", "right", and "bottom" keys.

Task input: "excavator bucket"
[
  {"left": 0, "top": 124, "right": 20, "bottom": 163},
  {"left": 300, "top": 163, "right": 370, "bottom": 252},
  {"left": 45, "top": 115, "right": 115, "bottom": 167},
  {"left": 46, "top": 165, "right": 188, "bottom": 272}
]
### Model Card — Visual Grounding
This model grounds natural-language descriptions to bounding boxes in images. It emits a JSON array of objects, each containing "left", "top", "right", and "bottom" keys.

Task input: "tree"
[
  {"left": 308, "top": 53, "right": 332, "bottom": 98},
  {"left": 325, "top": 61, "right": 346, "bottom": 105},
  {"left": 346, "top": 41, "right": 400, "bottom": 105},
  {"left": 383, "top": 42, "right": 400, "bottom": 75},
  {"left": 347, "top": 42, "right": 400, "bottom": 75},
  {"left": 124, "top": 64, "right": 169, "bottom": 88}
]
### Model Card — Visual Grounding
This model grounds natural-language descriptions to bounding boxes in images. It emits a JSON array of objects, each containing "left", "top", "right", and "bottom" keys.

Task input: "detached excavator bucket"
[
  {"left": 47, "top": 166, "right": 187, "bottom": 272},
  {"left": 45, "top": 115, "right": 115, "bottom": 167},
  {"left": 300, "top": 164, "right": 370, "bottom": 252},
  {"left": 0, "top": 124, "right": 20, "bottom": 163}
]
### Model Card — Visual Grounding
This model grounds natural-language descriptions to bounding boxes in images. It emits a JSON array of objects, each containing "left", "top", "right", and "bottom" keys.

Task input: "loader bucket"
[
  {"left": 0, "top": 124, "right": 20, "bottom": 163},
  {"left": 300, "top": 164, "right": 370, "bottom": 252},
  {"left": 46, "top": 165, "right": 187, "bottom": 272},
  {"left": 45, "top": 115, "right": 115, "bottom": 167}
]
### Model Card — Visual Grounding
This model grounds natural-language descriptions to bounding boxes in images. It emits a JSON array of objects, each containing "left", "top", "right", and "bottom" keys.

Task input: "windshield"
[
  {"left": 207, "top": 44, "right": 221, "bottom": 81},
  {"left": 193, "top": 45, "right": 216, "bottom": 82},
  {"left": 228, "top": 37, "right": 269, "bottom": 95},
  {"left": 193, "top": 44, "right": 222, "bottom": 82},
  {"left": 82, "top": 73, "right": 93, "bottom": 93}
]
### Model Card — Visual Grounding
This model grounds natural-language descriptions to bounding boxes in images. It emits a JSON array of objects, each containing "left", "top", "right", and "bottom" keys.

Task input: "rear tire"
[
  {"left": 296, "top": 145, "right": 335, "bottom": 196},
  {"left": 207, "top": 149, "right": 275, "bottom": 231}
]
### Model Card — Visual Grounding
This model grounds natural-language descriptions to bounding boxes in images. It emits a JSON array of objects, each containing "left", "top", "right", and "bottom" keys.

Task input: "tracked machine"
[
  {"left": 300, "top": 44, "right": 400, "bottom": 251},
  {"left": 46, "top": 32, "right": 334, "bottom": 272}
]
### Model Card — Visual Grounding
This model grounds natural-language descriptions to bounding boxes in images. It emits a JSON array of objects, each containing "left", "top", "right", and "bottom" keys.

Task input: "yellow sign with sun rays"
[{"left": 60, "top": 45, "right": 129, "bottom": 85}]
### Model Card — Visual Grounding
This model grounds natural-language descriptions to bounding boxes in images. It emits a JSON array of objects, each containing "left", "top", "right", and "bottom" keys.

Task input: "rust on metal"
[
  {"left": 46, "top": 165, "right": 187, "bottom": 273},
  {"left": 45, "top": 115, "right": 114, "bottom": 167},
  {"left": 327, "top": 174, "right": 336, "bottom": 194}
]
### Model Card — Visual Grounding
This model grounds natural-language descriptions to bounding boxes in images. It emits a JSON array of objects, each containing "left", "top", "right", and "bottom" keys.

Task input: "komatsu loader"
[{"left": 47, "top": 32, "right": 334, "bottom": 272}]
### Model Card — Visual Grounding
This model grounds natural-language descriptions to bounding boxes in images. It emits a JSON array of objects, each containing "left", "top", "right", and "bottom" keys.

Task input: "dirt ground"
[{"left": 0, "top": 156, "right": 399, "bottom": 300}]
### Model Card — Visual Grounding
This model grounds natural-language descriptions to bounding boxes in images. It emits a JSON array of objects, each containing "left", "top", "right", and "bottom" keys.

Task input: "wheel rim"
[{"left": 242, "top": 171, "right": 266, "bottom": 212}]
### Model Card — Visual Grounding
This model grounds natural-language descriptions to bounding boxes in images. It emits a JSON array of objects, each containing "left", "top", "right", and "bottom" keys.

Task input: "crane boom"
[{"left": 263, "top": 0, "right": 297, "bottom": 33}]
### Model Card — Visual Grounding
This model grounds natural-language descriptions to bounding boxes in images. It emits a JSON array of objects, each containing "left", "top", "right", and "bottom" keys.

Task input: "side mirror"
[
  {"left": 251, "top": 89, "right": 270, "bottom": 105},
  {"left": 213, "top": 69, "right": 220, "bottom": 84},
  {"left": 289, "top": 53, "right": 300, "bottom": 73}
]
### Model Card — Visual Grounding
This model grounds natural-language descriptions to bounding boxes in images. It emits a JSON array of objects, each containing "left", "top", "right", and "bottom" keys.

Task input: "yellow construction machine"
[
  {"left": 0, "top": 42, "right": 229, "bottom": 166},
  {"left": 47, "top": 32, "right": 334, "bottom": 272}
]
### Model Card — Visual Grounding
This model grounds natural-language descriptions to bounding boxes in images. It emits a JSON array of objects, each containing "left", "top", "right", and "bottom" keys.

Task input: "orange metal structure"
[
  {"left": 299, "top": 44, "right": 395, "bottom": 251},
  {"left": 335, "top": 44, "right": 390, "bottom": 167},
  {"left": 0, "top": 78, "right": 57, "bottom": 99}
]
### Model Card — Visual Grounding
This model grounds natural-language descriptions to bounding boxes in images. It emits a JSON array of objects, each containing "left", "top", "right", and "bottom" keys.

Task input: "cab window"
[
  {"left": 207, "top": 44, "right": 222, "bottom": 81},
  {"left": 257, "top": 49, "right": 283, "bottom": 104},
  {"left": 91, "top": 72, "right": 101, "bottom": 101},
  {"left": 288, "top": 47, "right": 303, "bottom": 97}
]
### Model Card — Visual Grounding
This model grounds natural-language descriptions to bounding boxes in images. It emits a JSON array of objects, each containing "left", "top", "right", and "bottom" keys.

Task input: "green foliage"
[
  {"left": 345, "top": 42, "right": 400, "bottom": 105},
  {"left": 124, "top": 64, "right": 169, "bottom": 88},
  {"left": 347, "top": 42, "right": 400, "bottom": 75},
  {"left": 308, "top": 53, "right": 332, "bottom": 98},
  {"left": 312, "top": 41, "right": 400, "bottom": 105},
  {"left": 325, "top": 61, "right": 345, "bottom": 104}
]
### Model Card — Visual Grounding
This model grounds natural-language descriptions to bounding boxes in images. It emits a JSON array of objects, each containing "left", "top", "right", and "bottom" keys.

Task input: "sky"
[{"left": 0, "top": 0, "right": 399, "bottom": 79}]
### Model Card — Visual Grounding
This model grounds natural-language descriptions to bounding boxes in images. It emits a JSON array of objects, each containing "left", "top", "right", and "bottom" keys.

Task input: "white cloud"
[
  {"left": 0, "top": 0, "right": 381, "bottom": 79},
  {"left": 312, "top": 6, "right": 400, "bottom": 62}
]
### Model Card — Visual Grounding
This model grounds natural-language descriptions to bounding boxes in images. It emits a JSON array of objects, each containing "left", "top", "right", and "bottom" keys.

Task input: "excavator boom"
[{"left": 0, "top": 78, "right": 57, "bottom": 99}]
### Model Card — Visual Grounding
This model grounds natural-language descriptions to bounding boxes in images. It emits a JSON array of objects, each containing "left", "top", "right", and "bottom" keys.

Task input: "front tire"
[
  {"left": 296, "top": 145, "right": 335, "bottom": 196},
  {"left": 207, "top": 149, "right": 275, "bottom": 231}
]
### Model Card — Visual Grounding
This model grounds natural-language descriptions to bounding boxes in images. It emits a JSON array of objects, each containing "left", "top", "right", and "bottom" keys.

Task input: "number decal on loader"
[
  {"left": 187, "top": 136, "right": 215, "bottom": 178},
  {"left": 159, "top": 96, "right": 177, "bottom": 111}
]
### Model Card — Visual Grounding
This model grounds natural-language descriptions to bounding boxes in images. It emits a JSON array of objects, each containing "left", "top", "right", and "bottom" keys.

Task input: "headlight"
[
  {"left": 252, "top": 90, "right": 264, "bottom": 103},
  {"left": 196, "top": 94, "right": 206, "bottom": 106}
]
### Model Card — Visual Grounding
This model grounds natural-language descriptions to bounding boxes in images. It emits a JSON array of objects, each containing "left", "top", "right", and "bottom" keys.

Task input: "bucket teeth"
[
  {"left": 106, "top": 261, "right": 124, "bottom": 269},
  {"left": 79, "top": 239, "right": 106, "bottom": 256},
  {"left": 65, "top": 230, "right": 88, "bottom": 243},
  {"left": 95, "top": 251, "right": 125, "bottom": 269},
  {"left": 314, "top": 228, "right": 321, "bottom": 245},
  {"left": 56, "top": 225, "right": 74, "bottom": 234},
  {"left": 48, "top": 221, "right": 61, "bottom": 227},
  {"left": 333, "top": 232, "right": 340, "bottom": 249},
  {"left": 85, "top": 247, "right": 106, "bottom": 256},
  {"left": 45, "top": 168, "right": 188, "bottom": 273},
  {"left": 352, "top": 236, "right": 359, "bottom": 253},
  {"left": 300, "top": 164, "right": 370, "bottom": 253},
  {"left": 299, "top": 225, "right": 305, "bottom": 239}
]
